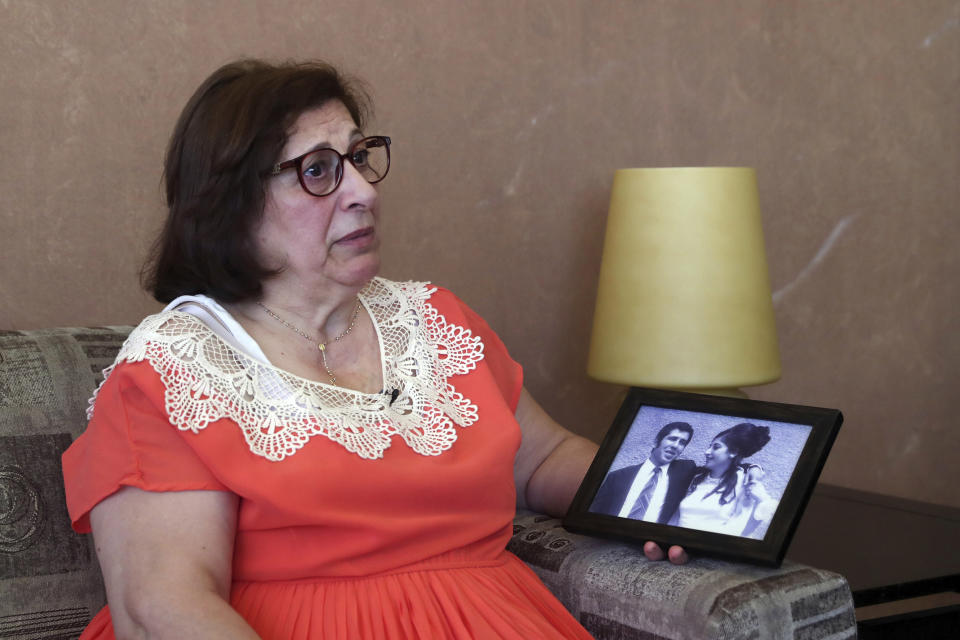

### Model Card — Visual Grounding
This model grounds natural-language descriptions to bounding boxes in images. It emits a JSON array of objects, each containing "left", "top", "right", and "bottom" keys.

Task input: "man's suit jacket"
[{"left": 589, "top": 458, "right": 697, "bottom": 524}]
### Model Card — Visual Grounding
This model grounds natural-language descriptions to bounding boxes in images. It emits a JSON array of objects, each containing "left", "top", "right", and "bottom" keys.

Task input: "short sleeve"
[
  {"left": 62, "top": 360, "right": 230, "bottom": 533},
  {"left": 434, "top": 287, "right": 524, "bottom": 412}
]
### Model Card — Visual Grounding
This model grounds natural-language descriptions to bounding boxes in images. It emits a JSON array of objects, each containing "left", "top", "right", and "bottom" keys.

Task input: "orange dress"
[{"left": 62, "top": 279, "right": 591, "bottom": 639}]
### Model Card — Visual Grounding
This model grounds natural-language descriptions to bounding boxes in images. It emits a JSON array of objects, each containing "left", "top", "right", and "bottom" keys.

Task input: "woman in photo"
[{"left": 675, "top": 423, "right": 777, "bottom": 539}]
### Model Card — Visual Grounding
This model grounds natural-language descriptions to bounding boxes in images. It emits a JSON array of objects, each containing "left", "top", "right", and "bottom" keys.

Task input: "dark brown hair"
[
  {"left": 142, "top": 59, "right": 370, "bottom": 303},
  {"left": 654, "top": 421, "right": 693, "bottom": 447}
]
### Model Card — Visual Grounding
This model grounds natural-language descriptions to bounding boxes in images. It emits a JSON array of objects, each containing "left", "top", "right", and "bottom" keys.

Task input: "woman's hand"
[
  {"left": 513, "top": 388, "right": 690, "bottom": 565},
  {"left": 90, "top": 487, "right": 261, "bottom": 639},
  {"left": 643, "top": 542, "right": 690, "bottom": 564},
  {"left": 745, "top": 480, "right": 771, "bottom": 503},
  {"left": 743, "top": 465, "right": 771, "bottom": 504}
]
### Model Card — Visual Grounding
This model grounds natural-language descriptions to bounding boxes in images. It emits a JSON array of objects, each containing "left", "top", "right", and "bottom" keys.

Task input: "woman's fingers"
[
  {"left": 746, "top": 480, "right": 771, "bottom": 502},
  {"left": 643, "top": 542, "right": 690, "bottom": 564},
  {"left": 643, "top": 541, "right": 666, "bottom": 561},
  {"left": 667, "top": 545, "right": 689, "bottom": 565}
]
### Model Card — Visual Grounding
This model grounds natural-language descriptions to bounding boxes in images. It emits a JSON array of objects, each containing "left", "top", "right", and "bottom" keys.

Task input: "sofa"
[{"left": 0, "top": 325, "right": 857, "bottom": 639}]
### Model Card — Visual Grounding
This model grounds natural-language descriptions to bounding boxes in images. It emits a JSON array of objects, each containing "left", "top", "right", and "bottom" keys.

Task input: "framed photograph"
[{"left": 563, "top": 387, "right": 842, "bottom": 566}]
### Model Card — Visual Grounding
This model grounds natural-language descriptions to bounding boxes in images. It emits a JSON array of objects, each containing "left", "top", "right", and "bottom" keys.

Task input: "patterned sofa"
[{"left": 0, "top": 326, "right": 857, "bottom": 639}]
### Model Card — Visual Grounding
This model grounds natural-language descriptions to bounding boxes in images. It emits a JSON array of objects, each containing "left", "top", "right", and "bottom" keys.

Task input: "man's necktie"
[{"left": 627, "top": 466, "right": 662, "bottom": 520}]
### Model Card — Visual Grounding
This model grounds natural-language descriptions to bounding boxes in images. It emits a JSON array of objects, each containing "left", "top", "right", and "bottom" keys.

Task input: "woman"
[
  {"left": 675, "top": 423, "right": 776, "bottom": 539},
  {"left": 62, "top": 59, "right": 685, "bottom": 639}
]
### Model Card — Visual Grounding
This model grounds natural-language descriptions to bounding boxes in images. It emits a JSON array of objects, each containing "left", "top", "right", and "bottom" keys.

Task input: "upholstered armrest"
[{"left": 509, "top": 510, "right": 855, "bottom": 640}]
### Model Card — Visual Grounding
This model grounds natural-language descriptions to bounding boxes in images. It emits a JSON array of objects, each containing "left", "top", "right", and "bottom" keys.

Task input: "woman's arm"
[
  {"left": 513, "top": 387, "right": 597, "bottom": 515},
  {"left": 513, "top": 387, "right": 688, "bottom": 564},
  {"left": 90, "top": 487, "right": 260, "bottom": 639}
]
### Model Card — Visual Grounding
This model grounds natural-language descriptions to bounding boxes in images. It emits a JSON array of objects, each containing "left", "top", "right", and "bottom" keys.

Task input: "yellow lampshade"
[{"left": 587, "top": 167, "right": 781, "bottom": 391}]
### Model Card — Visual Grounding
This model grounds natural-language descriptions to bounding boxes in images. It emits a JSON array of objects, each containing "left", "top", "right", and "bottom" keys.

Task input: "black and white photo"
[{"left": 565, "top": 388, "right": 842, "bottom": 566}]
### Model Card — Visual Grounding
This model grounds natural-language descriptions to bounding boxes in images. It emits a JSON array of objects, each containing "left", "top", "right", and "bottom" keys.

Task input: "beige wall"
[{"left": 2, "top": 1, "right": 957, "bottom": 507}]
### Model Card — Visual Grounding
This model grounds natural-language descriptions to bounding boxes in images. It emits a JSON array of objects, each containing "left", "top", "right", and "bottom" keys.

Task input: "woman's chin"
[{"left": 338, "top": 255, "right": 381, "bottom": 288}]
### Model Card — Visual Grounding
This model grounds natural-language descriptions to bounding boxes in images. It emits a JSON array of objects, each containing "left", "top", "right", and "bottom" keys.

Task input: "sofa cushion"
[
  {"left": 509, "top": 511, "right": 856, "bottom": 640},
  {"left": 0, "top": 327, "right": 129, "bottom": 638}
]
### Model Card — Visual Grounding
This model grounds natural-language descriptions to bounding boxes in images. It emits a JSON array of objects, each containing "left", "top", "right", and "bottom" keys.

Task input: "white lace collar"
[{"left": 88, "top": 278, "right": 485, "bottom": 461}]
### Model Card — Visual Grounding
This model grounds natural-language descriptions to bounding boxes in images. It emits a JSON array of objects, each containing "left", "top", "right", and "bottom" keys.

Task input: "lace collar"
[{"left": 88, "top": 278, "right": 485, "bottom": 461}]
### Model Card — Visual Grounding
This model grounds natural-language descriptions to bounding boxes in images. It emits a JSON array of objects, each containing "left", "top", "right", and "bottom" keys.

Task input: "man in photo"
[{"left": 589, "top": 422, "right": 697, "bottom": 524}]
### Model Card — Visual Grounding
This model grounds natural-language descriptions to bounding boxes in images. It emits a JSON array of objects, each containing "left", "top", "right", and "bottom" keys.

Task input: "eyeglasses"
[{"left": 269, "top": 135, "right": 391, "bottom": 197}]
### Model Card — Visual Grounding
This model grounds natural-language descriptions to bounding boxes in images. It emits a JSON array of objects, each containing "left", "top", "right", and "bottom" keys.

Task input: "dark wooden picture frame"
[{"left": 563, "top": 387, "right": 843, "bottom": 566}]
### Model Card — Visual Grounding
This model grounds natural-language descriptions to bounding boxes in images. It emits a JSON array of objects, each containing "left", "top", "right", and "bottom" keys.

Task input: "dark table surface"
[{"left": 785, "top": 483, "right": 960, "bottom": 596}]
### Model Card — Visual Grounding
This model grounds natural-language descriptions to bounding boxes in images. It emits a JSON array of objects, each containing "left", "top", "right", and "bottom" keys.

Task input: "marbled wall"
[{"left": 2, "top": 1, "right": 957, "bottom": 507}]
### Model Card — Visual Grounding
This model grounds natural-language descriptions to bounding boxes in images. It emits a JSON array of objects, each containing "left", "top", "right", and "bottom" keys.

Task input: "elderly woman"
[
  {"left": 675, "top": 423, "right": 777, "bottom": 539},
  {"left": 62, "top": 59, "right": 685, "bottom": 639}
]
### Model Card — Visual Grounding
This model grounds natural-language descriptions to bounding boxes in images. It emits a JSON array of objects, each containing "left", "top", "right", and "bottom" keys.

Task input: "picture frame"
[{"left": 563, "top": 387, "right": 843, "bottom": 567}]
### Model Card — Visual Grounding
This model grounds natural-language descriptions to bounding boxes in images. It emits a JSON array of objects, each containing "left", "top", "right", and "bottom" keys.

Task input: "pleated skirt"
[{"left": 79, "top": 552, "right": 592, "bottom": 639}]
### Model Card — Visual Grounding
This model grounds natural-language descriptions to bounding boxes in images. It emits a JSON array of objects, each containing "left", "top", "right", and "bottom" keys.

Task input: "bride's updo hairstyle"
[{"left": 715, "top": 423, "right": 771, "bottom": 460}]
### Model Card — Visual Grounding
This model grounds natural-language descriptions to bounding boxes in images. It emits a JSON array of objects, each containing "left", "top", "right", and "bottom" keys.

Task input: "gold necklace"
[{"left": 256, "top": 300, "right": 362, "bottom": 386}]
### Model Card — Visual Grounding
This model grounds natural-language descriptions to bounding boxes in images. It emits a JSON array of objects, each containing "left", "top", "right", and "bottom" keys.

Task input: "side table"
[{"left": 786, "top": 483, "right": 960, "bottom": 637}]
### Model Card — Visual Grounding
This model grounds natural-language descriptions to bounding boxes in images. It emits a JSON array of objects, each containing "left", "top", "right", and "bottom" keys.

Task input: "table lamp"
[{"left": 587, "top": 167, "right": 781, "bottom": 397}]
